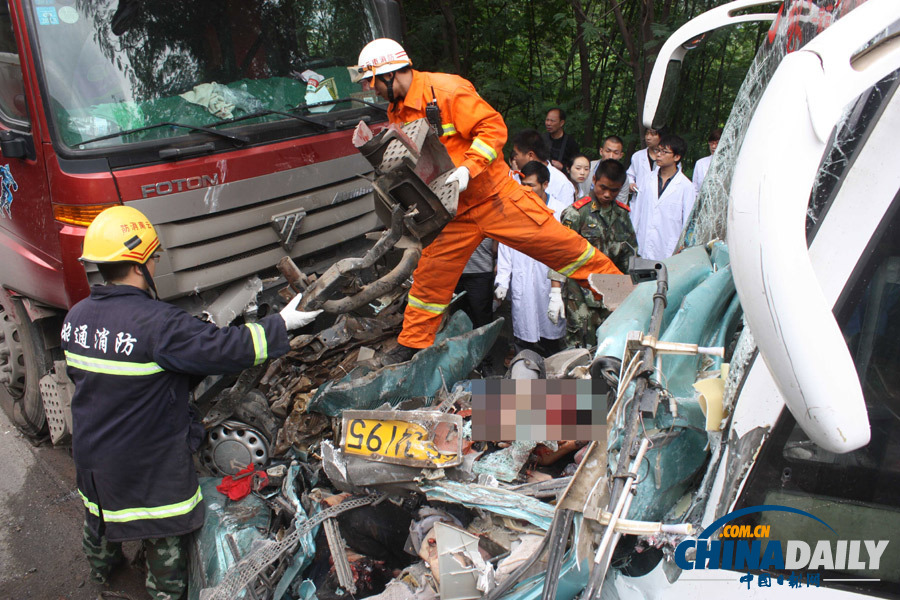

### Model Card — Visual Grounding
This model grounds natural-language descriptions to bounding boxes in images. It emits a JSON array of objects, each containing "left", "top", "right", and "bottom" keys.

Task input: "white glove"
[
  {"left": 547, "top": 287, "right": 565, "bottom": 325},
  {"left": 446, "top": 166, "right": 470, "bottom": 192},
  {"left": 494, "top": 285, "right": 508, "bottom": 302},
  {"left": 279, "top": 292, "right": 323, "bottom": 330}
]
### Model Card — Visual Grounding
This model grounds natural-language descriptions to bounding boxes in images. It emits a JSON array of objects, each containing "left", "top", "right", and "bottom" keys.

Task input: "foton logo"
[{"left": 140, "top": 174, "right": 219, "bottom": 198}]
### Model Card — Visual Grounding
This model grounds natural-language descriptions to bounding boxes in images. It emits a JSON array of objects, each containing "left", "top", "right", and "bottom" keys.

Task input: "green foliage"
[{"left": 399, "top": 0, "right": 770, "bottom": 169}]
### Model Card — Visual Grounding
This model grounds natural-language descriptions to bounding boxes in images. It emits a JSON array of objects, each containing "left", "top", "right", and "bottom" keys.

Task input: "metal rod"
[
  {"left": 606, "top": 263, "right": 668, "bottom": 520},
  {"left": 541, "top": 509, "right": 575, "bottom": 600},
  {"left": 593, "top": 438, "right": 650, "bottom": 566},
  {"left": 324, "top": 518, "right": 357, "bottom": 594},
  {"left": 581, "top": 438, "right": 650, "bottom": 600}
]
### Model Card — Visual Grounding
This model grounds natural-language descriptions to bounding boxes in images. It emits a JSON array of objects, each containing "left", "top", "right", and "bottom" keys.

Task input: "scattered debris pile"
[
  {"left": 186, "top": 119, "right": 734, "bottom": 599},
  {"left": 188, "top": 245, "right": 739, "bottom": 600},
  {"left": 192, "top": 363, "right": 603, "bottom": 600},
  {"left": 185, "top": 103, "right": 586, "bottom": 595}
]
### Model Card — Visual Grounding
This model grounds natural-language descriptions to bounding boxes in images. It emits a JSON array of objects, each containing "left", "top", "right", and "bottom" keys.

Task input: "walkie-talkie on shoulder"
[{"left": 426, "top": 86, "right": 442, "bottom": 137}]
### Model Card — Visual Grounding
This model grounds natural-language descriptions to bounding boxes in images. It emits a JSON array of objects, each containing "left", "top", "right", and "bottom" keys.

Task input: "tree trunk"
[
  {"left": 712, "top": 39, "right": 731, "bottom": 125},
  {"left": 598, "top": 62, "right": 622, "bottom": 142},
  {"left": 460, "top": 0, "right": 474, "bottom": 77},
  {"left": 436, "top": 0, "right": 462, "bottom": 73},
  {"left": 395, "top": 0, "right": 409, "bottom": 43},
  {"left": 570, "top": 0, "right": 595, "bottom": 148},
  {"left": 610, "top": 0, "right": 655, "bottom": 139}
]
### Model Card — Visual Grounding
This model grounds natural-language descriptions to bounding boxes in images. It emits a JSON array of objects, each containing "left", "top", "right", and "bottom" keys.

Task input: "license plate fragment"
[{"left": 340, "top": 409, "right": 463, "bottom": 468}]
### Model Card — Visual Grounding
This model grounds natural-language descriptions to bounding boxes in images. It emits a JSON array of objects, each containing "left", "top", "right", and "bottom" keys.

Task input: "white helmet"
[{"left": 349, "top": 38, "right": 411, "bottom": 83}]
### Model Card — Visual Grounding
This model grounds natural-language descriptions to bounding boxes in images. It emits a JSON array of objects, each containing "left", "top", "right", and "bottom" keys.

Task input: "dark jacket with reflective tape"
[{"left": 62, "top": 285, "right": 289, "bottom": 542}]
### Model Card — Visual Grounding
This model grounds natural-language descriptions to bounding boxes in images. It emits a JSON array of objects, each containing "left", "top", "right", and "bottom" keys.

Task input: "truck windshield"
[{"left": 28, "top": 0, "right": 384, "bottom": 151}]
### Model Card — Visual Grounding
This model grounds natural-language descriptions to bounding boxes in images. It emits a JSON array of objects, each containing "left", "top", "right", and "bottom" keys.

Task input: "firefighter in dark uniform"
[{"left": 61, "top": 206, "right": 322, "bottom": 599}]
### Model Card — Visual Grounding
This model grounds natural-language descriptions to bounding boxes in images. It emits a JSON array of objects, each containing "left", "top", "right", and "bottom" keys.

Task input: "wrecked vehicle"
[
  {"left": 194, "top": 1, "right": 898, "bottom": 599},
  {"left": 18, "top": 0, "right": 900, "bottom": 599},
  {"left": 598, "top": 0, "right": 900, "bottom": 597},
  {"left": 0, "top": 0, "right": 401, "bottom": 439},
  {"left": 186, "top": 117, "right": 541, "bottom": 600}
]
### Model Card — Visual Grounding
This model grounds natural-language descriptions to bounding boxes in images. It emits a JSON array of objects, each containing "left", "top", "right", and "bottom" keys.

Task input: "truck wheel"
[{"left": 0, "top": 294, "right": 50, "bottom": 438}]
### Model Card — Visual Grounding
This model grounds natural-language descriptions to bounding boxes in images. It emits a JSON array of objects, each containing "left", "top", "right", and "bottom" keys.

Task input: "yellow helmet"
[{"left": 80, "top": 205, "right": 160, "bottom": 264}]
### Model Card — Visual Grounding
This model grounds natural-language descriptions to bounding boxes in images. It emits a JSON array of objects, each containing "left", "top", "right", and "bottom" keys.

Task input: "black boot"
[{"left": 383, "top": 344, "right": 418, "bottom": 365}]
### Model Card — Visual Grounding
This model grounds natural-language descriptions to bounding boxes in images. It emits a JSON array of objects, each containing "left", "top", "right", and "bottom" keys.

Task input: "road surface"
[{"left": 0, "top": 401, "right": 147, "bottom": 599}]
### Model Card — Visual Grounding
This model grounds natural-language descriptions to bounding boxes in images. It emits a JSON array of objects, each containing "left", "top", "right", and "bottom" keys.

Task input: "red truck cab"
[{"left": 0, "top": 0, "right": 399, "bottom": 437}]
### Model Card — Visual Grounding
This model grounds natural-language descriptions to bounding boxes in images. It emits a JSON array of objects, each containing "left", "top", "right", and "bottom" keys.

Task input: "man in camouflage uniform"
[
  {"left": 557, "top": 159, "right": 636, "bottom": 348},
  {"left": 84, "top": 522, "right": 184, "bottom": 597}
]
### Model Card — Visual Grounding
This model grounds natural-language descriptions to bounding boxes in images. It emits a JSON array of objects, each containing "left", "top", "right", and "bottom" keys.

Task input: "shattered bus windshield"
[
  {"left": 683, "top": 0, "right": 870, "bottom": 249},
  {"left": 29, "top": 0, "right": 384, "bottom": 150}
]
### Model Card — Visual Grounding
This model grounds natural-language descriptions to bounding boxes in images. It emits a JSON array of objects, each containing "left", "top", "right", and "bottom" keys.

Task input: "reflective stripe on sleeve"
[
  {"left": 442, "top": 123, "right": 457, "bottom": 136},
  {"left": 64, "top": 351, "right": 164, "bottom": 376},
  {"left": 559, "top": 243, "right": 596, "bottom": 276},
  {"left": 407, "top": 294, "right": 447, "bottom": 315},
  {"left": 470, "top": 137, "right": 497, "bottom": 162},
  {"left": 244, "top": 323, "right": 268, "bottom": 366}
]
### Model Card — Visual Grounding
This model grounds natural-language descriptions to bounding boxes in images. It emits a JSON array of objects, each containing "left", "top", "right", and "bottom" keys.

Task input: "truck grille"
[{"left": 100, "top": 153, "right": 379, "bottom": 300}]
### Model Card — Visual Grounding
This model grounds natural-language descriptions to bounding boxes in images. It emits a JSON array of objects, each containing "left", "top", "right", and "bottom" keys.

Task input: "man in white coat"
[
  {"left": 495, "top": 161, "right": 567, "bottom": 357},
  {"left": 632, "top": 134, "right": 695, "bottom": 261}
]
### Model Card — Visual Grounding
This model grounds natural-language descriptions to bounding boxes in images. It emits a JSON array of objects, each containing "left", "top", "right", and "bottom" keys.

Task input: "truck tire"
[{"left": 0, "top": 294, "right": 50, "bottom": 438}]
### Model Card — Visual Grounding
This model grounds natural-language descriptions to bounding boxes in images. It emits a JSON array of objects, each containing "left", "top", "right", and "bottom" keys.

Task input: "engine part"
[
  {"left": 296, "top": 118, "right": 458, "bottom": 315},
  {"left": 298, "top": 203, "right": 418, "bottom": 313},
  {"left": 277, "top": 257, "right": 314, "bottom": 294},
  {"left": 367, "top": 119, "right": 458, "bottom": 244},
  {"left": 201, "top": 277, "right": 263, "bottom": 327},
  {"left": 202, "top": 365, "right": 265, "bottom": 429},
  {"left": 321, "top": 245, "right": 420, "bottom": 314}
]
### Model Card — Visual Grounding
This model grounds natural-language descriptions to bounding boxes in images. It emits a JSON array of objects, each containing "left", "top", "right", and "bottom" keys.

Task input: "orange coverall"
[{"left": 392, "top": 70, "right": 621, "bottom": 348}]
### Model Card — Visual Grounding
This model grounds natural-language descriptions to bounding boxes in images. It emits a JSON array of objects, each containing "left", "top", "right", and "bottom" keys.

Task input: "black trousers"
[
  {"left": 455, "top": 272, "right": 494, "bottom": 329},
  {"left": 513, "top": 336, "right": 564, "bottom": 358}
]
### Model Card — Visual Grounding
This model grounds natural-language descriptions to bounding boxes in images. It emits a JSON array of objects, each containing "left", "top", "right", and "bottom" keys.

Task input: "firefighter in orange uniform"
[{"left": 351, "top": 39, "right": 621, "bottom": 358}]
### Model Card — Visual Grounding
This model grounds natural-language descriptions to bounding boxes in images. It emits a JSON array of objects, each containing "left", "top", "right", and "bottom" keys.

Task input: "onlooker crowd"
[{"left": 457, "top": 103, "right": 721, "bottom": 358}]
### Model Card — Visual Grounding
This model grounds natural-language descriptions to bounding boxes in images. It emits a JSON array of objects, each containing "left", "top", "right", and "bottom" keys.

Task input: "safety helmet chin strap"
[
  {"left": 378, "top": 72, "right": 397, "bottom": 105},
  {"left": 138, "top": 262, "right": 158, "bottom": 300}
]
